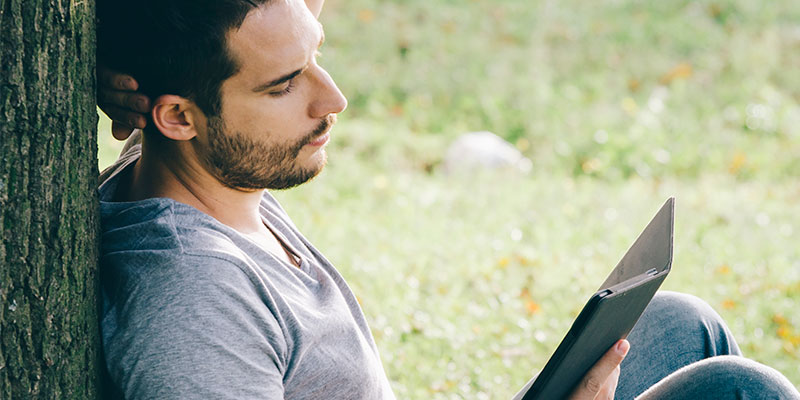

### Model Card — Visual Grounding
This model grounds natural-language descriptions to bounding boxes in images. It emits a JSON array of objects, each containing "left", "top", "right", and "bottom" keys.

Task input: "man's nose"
[{"left": 308, "top": 66, "right": 347, "bottom": 119}]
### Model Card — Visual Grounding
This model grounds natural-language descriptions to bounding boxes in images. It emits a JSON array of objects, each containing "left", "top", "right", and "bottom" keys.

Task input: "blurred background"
[{"left": 98, "top": 0, "right": 800, "bottom": 397}]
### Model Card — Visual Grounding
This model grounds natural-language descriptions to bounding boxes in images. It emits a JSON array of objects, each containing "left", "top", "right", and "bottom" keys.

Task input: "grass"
[
  {"left": 273, "top": 122, "right": 800, "bottom": 398},
  {"left": 97, "top": 0, "right": 799, "bottom": 397}
]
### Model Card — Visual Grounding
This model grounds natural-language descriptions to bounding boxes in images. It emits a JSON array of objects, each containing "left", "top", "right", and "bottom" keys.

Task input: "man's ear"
[{"left": 151, "top": 95, "right": 203, "bottom": 141}]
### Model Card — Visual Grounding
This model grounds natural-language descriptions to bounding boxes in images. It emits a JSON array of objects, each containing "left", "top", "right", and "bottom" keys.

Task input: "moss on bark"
[{"left": 1, "top": 0, "right": 101, "bottom": 398}]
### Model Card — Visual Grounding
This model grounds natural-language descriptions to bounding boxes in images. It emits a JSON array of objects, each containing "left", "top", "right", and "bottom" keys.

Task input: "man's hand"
[
  {"left": 568, "top": 339, "right": 630, "bottom": 400},
  {"left": 97, "top": 65, "right": 151, "bottom": 140}
]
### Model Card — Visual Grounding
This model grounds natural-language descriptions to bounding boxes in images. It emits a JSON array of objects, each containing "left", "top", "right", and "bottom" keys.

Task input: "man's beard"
[{"left": 203, "top": 115, "right": 334, "bottom": 191}]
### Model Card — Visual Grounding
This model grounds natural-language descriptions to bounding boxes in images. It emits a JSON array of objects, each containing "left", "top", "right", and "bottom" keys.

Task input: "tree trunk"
[{"left": 0, "top": 0, "right": 101, "bottom": 398}]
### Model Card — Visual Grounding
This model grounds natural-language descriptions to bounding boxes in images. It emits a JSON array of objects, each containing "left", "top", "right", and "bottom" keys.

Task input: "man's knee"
[
  {"left": 640, "top": 356, "right": 800, "bottom": 399},
  {"left": 633, "top": 291, "right": 741, "bottom": 357},
  {"left": 646, "top": 291, "right": 722, "bottom": 325}
]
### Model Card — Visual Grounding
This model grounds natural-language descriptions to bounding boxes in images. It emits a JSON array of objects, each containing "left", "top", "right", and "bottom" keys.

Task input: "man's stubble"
[{"left": 203, "top": 114, "right": 335, "bottom": 191}]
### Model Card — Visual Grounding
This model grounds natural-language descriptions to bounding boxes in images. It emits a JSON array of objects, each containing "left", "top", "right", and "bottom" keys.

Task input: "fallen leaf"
[
  {"left": 441, "top": 21, "right": 456, "bottom": 34},
  {"left": 525, "top": 300, "right": 541, "bottom": 315},
  {"left": 358, "top": 9, "right": 375, "bottom": 23},
  {"left": 621, "top": 97, "right": 639, "bottom": 115},
  {"left": 722, "top": 299, "right": 736, "bottom": 310},
  {"left": 628, "top": 78, "right": 641, "bottom": 92},
  {"left": 516, "top": 138, "right": 530, "bottom": 152},
  {"left": 660, "top": 62, "right": 693, "bottom": 85},
  {"left": 729, "top": 152, "right": 747, "bottom": 174},
  {"left": 777, "top": 326, "right": 790, "bottom": 338},
  {"left": 716, "top": 264, "right": 732, "bottom": 275},
  {"left": 497, "top": 257, "right": 510, "bottom": 268},
  {"left": 709, "top": 3, "right": 723, "bottom": 19},
  {"left": 582, "top": 158, "right": 602, "bottom": 173}
]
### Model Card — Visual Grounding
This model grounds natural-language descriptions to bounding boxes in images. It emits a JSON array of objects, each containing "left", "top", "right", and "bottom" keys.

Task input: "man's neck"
[{"left": 123, "top": 135, "right": 266, "bottom": 235}]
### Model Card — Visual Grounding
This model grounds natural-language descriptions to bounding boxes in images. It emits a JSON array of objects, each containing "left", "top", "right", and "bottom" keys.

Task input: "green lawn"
[{"left": 98, "top": 0, "right": 799, "bottom": 397}]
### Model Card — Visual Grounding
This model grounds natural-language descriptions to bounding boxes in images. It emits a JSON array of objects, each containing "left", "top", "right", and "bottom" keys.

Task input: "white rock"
[{"left": 442, "top": 131, "right": 531, "bottom": 174}]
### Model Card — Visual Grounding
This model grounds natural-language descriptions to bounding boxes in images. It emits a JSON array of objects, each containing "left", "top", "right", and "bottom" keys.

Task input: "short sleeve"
[{"left": 101, "top": 253, "right": 287, "bottom": 399}]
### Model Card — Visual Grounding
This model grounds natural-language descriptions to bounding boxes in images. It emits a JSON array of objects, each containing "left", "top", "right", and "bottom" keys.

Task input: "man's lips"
[
  {"left": 302, "top": 114, "right": 336, "bottom": 148},
  {"left": 307, "top": 132, "right": 330, "bottom": 147}
]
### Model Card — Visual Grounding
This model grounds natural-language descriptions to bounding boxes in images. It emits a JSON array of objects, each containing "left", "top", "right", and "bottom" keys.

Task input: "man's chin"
[
  {"left": 265, "top": 168, "right": 324, "bottom": 191},
  {"left": 213, "top": 148, "right": 328, "bottom": 191},
  {"left": 261, "top": 152, "right": 328, "bottom": 191}
]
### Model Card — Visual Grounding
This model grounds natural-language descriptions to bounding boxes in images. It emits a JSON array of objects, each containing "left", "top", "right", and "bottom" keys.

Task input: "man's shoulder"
[
  {"left": 100, "top": 206, "right": 265, "bottom": 325},
  {"left": 103, "top": 195, "right": 232, "bottom": 245},
  {"left": 98, "top": 143, "right": 248, "bottom": 263}
]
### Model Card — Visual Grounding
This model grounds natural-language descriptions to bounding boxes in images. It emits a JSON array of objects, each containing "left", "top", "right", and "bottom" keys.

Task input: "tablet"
[{"left": 518, "top": 197, "right": 674, "bottom": 400}]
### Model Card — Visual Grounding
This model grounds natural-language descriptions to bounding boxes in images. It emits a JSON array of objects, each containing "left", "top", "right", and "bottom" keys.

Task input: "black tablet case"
[{"left": 520, "top": 198, "right": 675, "bottom": 400}]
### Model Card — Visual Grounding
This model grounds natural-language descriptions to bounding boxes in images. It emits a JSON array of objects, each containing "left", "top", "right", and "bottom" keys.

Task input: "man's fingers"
[
  {"left": 111, "top": 121, "right": 134, "bottom": 141},
  {"left": 97, "top": 65, "right": 138, "bottom": 91},
  {"left": 599, "top": 365, "right": 621, "bottom": 399},
  {"left": 98, "top": 88, "right": 150, "bottom": 113},
  {"left": 569, "top": 340, "right": 630, "bottom": 400},
  {"left": 96, "top": 65, "right": 148, "bottom": 141},
  {"left": 100, "top": 104, "right": 147, "bottom": 130}
]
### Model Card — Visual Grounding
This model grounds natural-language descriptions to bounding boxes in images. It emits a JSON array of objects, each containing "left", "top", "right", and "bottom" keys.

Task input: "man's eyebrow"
[
  {"left": 251, "top": 26, "right": 325, "bottom": 93},
  {"left": 252, "top": 68, "right": 304, "bottom": 93}
]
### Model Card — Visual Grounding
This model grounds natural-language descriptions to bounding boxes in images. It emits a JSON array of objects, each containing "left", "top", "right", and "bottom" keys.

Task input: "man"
[
  {"left": 97, "top": 0, "right": 396, "bottom": 398},
  {"left": 96, "top": 0, "right": 800, "bottom": 399}
]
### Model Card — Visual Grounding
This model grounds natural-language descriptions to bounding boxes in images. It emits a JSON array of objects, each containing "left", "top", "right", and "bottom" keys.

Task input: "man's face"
[{"left": 197, "top": 0, "right": 347, "bottom": 190}]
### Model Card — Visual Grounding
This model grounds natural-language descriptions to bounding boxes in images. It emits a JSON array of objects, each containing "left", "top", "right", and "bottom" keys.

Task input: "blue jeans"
[
  {"left": 512, "top": 291, "right": 799, "bottom": 399},
  {"left": 618, "top": 291, "right": 799, "bottom": 399}
]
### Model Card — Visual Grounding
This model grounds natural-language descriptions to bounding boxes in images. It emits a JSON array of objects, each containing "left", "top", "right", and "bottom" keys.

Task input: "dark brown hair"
[{"left": 97, "top": 0, "right": 271, "bottom": 117}]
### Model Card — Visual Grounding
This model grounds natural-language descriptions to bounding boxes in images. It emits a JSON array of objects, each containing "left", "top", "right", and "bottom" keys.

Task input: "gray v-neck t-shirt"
[{"left": 99, "top": 145, "right": 395, "bottom": 399}]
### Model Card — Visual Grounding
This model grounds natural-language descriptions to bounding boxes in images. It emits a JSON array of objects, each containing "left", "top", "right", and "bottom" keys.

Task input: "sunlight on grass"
[{"left": 270, "top": 120, "right": 800, "bottom": 397}]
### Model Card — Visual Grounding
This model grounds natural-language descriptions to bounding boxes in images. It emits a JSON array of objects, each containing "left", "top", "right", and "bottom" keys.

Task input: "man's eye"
[{"left": 269, "top": 80, "right": 295, "bottom": 97}]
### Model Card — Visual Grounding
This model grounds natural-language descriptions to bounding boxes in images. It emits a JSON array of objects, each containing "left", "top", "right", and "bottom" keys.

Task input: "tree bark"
[{"left": 0, "top": 0, "right": 101, "bottom": 398}]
